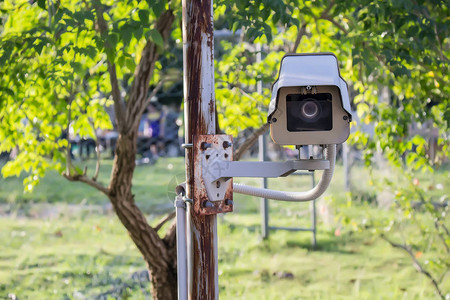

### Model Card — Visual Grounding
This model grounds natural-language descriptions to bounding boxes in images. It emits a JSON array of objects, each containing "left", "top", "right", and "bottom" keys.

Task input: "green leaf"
[
  {"left": 85, "top": 46, "right": 97, "bottom": 59},
  {"left": 138, "top": 9, "right": 150, "bottom": 25},
  {"left": 0, "top": 87, "right": 14, "bottom": 97},
  {"left": 134, "top": 26, "right": 143, "bottom": 41},
  {"left": 411, "top": 135, "right": 426, "bottom": 146},
  {"left": 120, "top": 24, "right": 133, "bottom": 47},
  {"left": 107, "top": 33, "right": 119, "bottom": 48},
  {"left": 37, "top": 0, "right": 46, "bottom": 9},
  {"left": 125, "top": 57, "right": 136, "bottom": 71},
  {"left": 151, "top": 0, "right": 166, "bottom": 17},
  {"left": 34, "top": 41, "right": 45, "bottom": 54},
  {"left": 232, "top": 21, "right": 240, "bottom": 33},
  {"left": 262, "top": 23, "right": 272, "bottom": 42},
  {"left": 117, "top": 55, "right": 125, "bottom": 68},
  {"left": 149, "top": 29, "right": 164, "bottom": 48}
]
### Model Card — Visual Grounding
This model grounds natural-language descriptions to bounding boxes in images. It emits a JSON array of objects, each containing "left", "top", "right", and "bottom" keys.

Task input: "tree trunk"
[
  {"left": 69, "top": 5, "right": 177, "bottom": 299},
  {"left": 100, "top": 8, "right": 176, "bottom": 299},
  {"left": 108, "top": 133, "right": 178, "bottom": 299}
]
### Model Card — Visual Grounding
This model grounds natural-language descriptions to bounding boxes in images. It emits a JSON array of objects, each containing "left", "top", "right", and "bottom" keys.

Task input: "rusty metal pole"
[{"left": 182, "top": 0, "right": 218, "bottom": 299}]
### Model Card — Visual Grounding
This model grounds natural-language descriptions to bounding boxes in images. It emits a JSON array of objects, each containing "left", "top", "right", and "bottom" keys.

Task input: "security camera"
[{"left": 268, "top": 53, "right": 352, "bottom": 145}]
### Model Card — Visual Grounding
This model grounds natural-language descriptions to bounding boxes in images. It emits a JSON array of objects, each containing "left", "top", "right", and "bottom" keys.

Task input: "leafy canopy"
[{"left": 0, "top": 0, "right": 178, "bottom": 189}]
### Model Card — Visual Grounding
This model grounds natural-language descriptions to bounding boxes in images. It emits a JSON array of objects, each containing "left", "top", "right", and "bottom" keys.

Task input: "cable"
[{"left": 233, "top": 144, "right": 336, "bottom": 202}]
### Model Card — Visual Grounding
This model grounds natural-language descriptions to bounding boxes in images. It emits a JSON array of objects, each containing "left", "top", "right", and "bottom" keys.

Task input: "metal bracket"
[
  {"left": 193, "top": 135, "right": 233, "bottom": 216},
  {"left": 206, "top": 159, "right": 330, "bottom": 182},
  {"left": 174, "top": 196, "right": 186, "bottom": 208}
]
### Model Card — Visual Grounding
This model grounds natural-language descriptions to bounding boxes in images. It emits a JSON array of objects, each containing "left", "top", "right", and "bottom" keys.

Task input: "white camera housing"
[{"left": 268, "top": 53, "right": 352, "bottom": 146}]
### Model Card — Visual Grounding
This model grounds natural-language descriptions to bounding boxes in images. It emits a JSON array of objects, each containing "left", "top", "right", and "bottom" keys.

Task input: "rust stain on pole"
[{"left": 182, "top": 0, "right": 218, "bottom": 298}]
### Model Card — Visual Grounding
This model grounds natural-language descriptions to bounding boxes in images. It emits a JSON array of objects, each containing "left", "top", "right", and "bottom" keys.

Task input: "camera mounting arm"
[
  {"left": 198, "top": 137, "right": 336, "bottom": 203},
  {"left": 207, "top": 159, "right": 330, "bottom": 181},
  {"left": 232, "top": 144, "right": 336, "bottom": 202}
]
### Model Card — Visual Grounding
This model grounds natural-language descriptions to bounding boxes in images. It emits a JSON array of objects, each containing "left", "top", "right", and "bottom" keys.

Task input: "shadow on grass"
[
  {"left": 34, "top": 254, "right": 149, "bottom": 299},
  {"left": 222, "top": 220, "right": 360, "bottom": 255},
  {"left": 282, "top": 230, "right": 366, "bottom": 255},
  {"left": 285, "top": 238, "right": 357, "bottom": 254},
  {"left": 86, "top": 269, "right": 150, "bottom": 300}
]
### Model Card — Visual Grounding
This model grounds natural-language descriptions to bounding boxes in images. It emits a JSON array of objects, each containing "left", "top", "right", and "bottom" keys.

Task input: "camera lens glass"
[
  {"left": 286, "top": 93, "right": 332, "bottom": 132},
  {"left": 300, "top": 99, "right": 320, "bottom": 121}
]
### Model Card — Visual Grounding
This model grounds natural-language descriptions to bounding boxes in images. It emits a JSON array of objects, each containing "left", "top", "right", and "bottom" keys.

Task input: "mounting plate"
[{"left": 193, "top": 135, "right": 233, "bottom": 215}]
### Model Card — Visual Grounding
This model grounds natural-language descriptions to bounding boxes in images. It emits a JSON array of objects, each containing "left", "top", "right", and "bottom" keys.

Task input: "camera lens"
[
  {"left": 299, "top": 98, "right": 321, "bottom": 122},
  {"left": 301, "top": 100, "right": 320, "bottom": 119},
  {"left": 286, "top": 93, "right": 333, "bottom": 132}
]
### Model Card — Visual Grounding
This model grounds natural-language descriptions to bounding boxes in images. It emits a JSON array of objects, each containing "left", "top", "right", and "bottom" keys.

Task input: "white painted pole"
[{"left": 175, "top": 196, "right": 188, "bottom": 300}]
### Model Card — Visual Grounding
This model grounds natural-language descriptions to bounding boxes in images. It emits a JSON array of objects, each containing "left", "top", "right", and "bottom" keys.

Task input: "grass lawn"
[{"left": 0, "top": 156, "right": 448, "bottom": 299}]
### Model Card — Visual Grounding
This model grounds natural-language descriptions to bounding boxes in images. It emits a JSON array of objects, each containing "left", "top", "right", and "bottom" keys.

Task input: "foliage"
[
  {"left": 215, "top": 42, "right": 277, "bottom": 135},
  {"left": 0, "top": 0, "right": 180, "bottom": 188}
]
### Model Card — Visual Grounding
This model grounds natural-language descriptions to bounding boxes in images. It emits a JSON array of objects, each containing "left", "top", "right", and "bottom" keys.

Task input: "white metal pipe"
[
  {"left": 186, "top": 201, "right": 193, "bottom": 300},
  {"left": 233, "top": 144, "right": 336, "bottom": 202},
  {"left": 175, "top": 198, "right": 188, "bottom": 300}
]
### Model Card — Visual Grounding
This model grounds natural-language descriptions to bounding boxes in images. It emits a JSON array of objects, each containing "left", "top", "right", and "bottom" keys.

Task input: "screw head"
[
  {"left": 203, "top": 201, "right": 214, "bottom": 208},
  {"left": 223, "top": 141, "right": 232, "bottom": 149},
  {"left": 201, "top": 142, "right": 212, "bottom": 150},
  {"left": 225, "top": 199, "right": 233, "bottom": 206}
]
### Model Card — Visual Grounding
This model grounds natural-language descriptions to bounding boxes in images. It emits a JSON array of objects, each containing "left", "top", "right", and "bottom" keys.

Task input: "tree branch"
[
  {"left": 137, "top": 76, "right": 176, "bottom": 120},
  {"left": 65, "top": 83, "right": 75, "bottom": 176},
  {"left": 291, "top": 22, "right": 307, "bottom": 53},
  {"left": 321, "top": 14, "right": 349, "bottom": 34},
  {"left": 63, "top": 116, "right": 108, "bottom": 195},
  {"left": 440, "top": 223, "right": 449, "bottom": 237},
  {"left": 435, "top": 220, "right": 450, "bottom": 253},
  {"left": 63, "top": 141, "right": 109, "bottom": 196},
  {"left": 154, "top": 211, "right": 176, "bottom": 232},
  {"left": 108, "top": 64, "right": 126, "bottom": 130},
  {"left": 381, "top": 234, "right": 445, "bottom": 299},
  {"left": 125, "top": 10, "right": 175, "bottom": 133},
  {"left": 234, "top": 123, "right": 269, "bottom": 161},
  {"left": 317, "top": 0, "right": 349, "bottom": 35},
  {"left": 63, "top": 171, "right": 110, "bottom": 195},
  {"left": 320, "top": 0, "right": 335, "bottom": 18},
  {"left": 93, "top": 2, "right": 126, "bottom": 131},
  {"left": 88, "top": 119, "right": 101, "bottom": 182}
]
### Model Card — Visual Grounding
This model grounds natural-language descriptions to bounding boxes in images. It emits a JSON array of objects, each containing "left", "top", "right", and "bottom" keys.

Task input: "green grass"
[
  {"left": 218, "top": 210, "right": 450, "bottom": 300},
  {"left": 0, "top": 157, "right": 448, "bottom": 299},
  {"left": 1, "top": 211, "right": 446, "bottom": 299},
  {"left": 0, "top": 215, "right": 146, "bottom": 299}
]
